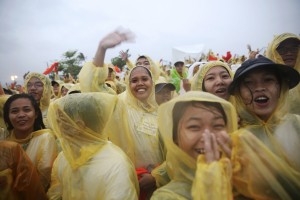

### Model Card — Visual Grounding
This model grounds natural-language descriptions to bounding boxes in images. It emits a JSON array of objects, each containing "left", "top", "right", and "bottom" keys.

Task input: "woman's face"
[
  {"left": 136, "top": 57, "right": 151, "bottom": 69},
  {"left": 61, "top": 87, "right": 69, "bottom": 97},
  {"left": 9, "top": 98, "right": 37, "bottom": 134},
  {"left": 129, "top": 67, "right": 153, "bottom": 102},
  {"left": 26, "top": 77, "right": 44, "bottom": 103},
  {"left": 203, "top": 66, "right": 232, "bottom": 100},
  {"left": 177, "top": 104, "right": 226, "bottom": 160},
  {"left": 239, "top": 69, "right": 280, "bottom": 121},
  {"left": 277, "top": 38, "right": 299, "bottom": 68}
]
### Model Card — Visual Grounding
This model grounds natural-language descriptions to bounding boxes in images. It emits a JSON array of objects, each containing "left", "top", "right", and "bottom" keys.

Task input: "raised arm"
[{"left": 93, "top": 30, "right": 135, "bottom": 67}]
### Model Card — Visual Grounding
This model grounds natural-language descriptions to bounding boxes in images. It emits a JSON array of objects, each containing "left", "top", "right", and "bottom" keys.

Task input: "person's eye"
[
  {"left": 36, "top": 83, "right": 43, "bottom": 87},
  {"left": 222, "top": 74, "right": 230, "bottom": 79},
  {"left": 264, "top": 77, "right": 276, "bottom": 83},
  {"left": 187, "top": 125, "right": 201, "bottom": 131},
  {"left": 144, "top": 62, "right": 150, "bottom": 65},
  {"left": 130, "top": 79, "right": 138, "bottom": 83},
  {"left": 214, "top": 124, "right": 226, "bottom": 130},
  {"left": 142, "top": 77, "right": 149, "bottom": 81},
  {"left": 205, "top": 76, "right": 214, "bottom": 81},
  {"left": 10, "top": 109, "right": 19, "bottom": 114}
]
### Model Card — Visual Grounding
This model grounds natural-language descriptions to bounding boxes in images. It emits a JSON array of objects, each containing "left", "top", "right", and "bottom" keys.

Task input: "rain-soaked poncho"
[
  {"left": 24, "top": 72, "right": 52, "bottom": 127},
  {"left": 266, "top": 33, "right": 300, "bottom": 115},
  {"left": 1, "top": 129, "right": 57, "bottom": 190},
  {"left": 170, "top": 68, "right": 188, "bottom": 94},
  {"left": 0, "top": 141, "right": 47, "bottom": 200},
  {"left": 231, "top": 74, "right": 300, "bottom": 199},
  {"left": 78, "top": 62, "right": 116, "bottom": 94},
  {"left": 0, "top": 95, "right": 10, "bottom": 129},
  {"left": 190, "top": 61, "right": 236, "bottom": 105},
  {"left": 151, "top": 91, "right": 238, "bottom": 200},
  {"left": 47, "top": 93, "right": 139, "bottom": 200},
  {"left": 79, "top": 61, "right": 164, "bottom": 169}
]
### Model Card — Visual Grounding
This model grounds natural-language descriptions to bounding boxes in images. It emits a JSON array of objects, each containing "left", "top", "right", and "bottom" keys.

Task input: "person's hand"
[
  {"left": 99, "top": 28, "right": 135, "bottom": 50},
  {"left": 119, "top": 49, "right": 131, "bottom": 61},
  {"left": 139, "top": 173, "right": 156, "bottom": 191},
  {"left": 203, "top": 130, "right": 231, "bottom": 163},
  {"left": 249, "top": 50, "right": 259, "bottom": 59}
]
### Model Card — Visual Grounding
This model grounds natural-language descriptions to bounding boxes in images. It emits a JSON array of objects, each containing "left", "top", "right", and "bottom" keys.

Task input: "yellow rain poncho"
[
  {"left": 47, "top": 93, "right": 139, "bottom": 200},
  {"left": 190, "top": 61, "right": 236, "bottom": 105},
  {"left": 152, "top": 91, "right": 238, "bottom": 200},
  {"left": 24, "top": 72, "right": 52, "bottom": 127},
  {"left": 79, "top": 61, "right": 164, "bottom": 169},
  {"left": 0, "top": 95, "right": 10, "bottom": 129},
  {"left": 0, "top": 141, "right": 47, "bottom": 200},
  {"left": 1, "top": 129, "right": 57, "bottom": 190},
  {"left": 266, "top": 33, "right": 300, "bottom": 114},
  {"left": 78, "top": 62, "right": 116, "bottom": 94},
  {"left": 231, "top": 74, "right": 300, "bottom": 199}
]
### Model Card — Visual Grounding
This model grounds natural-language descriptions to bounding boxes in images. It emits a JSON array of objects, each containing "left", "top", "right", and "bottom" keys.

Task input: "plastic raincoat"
[
  {"left": 0, "top": 141, "right": 47, "bottom": 200},
  {"left": 232, "top": 75, "right": 300, "bottom": 199},
  {"left": 1, "top": 129, "right": 57, "bottom": 190},
  {"left": 0, "top": 95, "right": 10, "bottom": 129},
  {"left": 170, "top": 68, "right": 188, "bottom": 94},
  {"left": 266, "top": 33, "right": 300, "bottom": 114},
  {"left": 24, "top": 72, "right": 52, "bottom": 127},
  {"left": 190, "top": 61, "right": 236, "bottom": 105},
  {"left": 151, "top": 91, "right": 238, "bottom": 200},
  {"left": 79, "top": 62, "right": 164, "bottom": 169},
  {"left": 47, "top": 93, "right": 139, "bottom": 200}
]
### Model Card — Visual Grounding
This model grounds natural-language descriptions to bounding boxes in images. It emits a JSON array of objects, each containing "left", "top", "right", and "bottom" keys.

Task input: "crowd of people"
[{"left": 0, "top": 30, "right": 299, "bottom": 200}]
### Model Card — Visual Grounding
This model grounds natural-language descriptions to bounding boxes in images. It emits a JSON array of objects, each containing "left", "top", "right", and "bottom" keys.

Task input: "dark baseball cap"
[
  {"left": 155, "top": 83, "right": 176, "bottom": 93},
  {"left": 228, "top": 55, "right": 300, "bottom": 94}
]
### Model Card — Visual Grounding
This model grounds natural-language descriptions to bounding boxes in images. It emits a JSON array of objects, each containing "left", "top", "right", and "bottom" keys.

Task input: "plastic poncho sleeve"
[
  {"left": 126, "top": 59, "right": 135, "bottom": 70},
  {"left": 47, "top": 153, "right": 63, "bottom": 200},
  {"left": 78, "top": 62, "right": 116, "bottom": 94},
  {"left": 231, "top": 129, "right": 300, "bottom": 200},
  {"left": 191, "top": 156, "right": 232, "bottom": 200}
]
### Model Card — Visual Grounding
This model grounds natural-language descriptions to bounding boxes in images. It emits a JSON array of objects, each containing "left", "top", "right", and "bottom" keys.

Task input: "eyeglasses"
[
  {"left": 277, "top": 45, "right": 299, "bottom": 55},
  {"left": 26, "top": 82, "right": 44, "bottom": 88}
]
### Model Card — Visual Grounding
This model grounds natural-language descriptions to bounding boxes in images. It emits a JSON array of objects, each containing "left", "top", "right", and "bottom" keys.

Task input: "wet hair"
[
  {"left": 3, "top": 93, "right": 45, "bottom": 131},
  {"left": 129, "top": 66, "right": 152, "bottom": 80},
  {"left": 172, "top": 101, "right": 227, "bottom": 144},
  {"left": 234, "top": 68, "right": 282, "bottom": 105},
  {"left": 136, "top": 55, "right": 148, "bottom": 61}
]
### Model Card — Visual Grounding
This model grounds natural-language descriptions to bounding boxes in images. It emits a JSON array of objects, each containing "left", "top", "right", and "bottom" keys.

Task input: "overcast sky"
[{"left": 0, "top": 0, "right": 299, "bottom": 84}]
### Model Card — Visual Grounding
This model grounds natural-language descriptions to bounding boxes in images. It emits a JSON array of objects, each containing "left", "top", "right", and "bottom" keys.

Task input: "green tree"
[
  {"left": 58, "top": 50, "right": 86, "bottom": 79},
  {"left": 111, "top": 57, "right": 126, "bottom": 70}
]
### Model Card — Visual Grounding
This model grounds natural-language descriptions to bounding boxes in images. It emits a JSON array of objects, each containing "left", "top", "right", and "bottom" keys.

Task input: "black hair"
[
  {"left": 3, "top": 93, "right": 45, "bottom": 131},
  {"left": 172, "top": 101, "right": 227, "bottom": 144},
  {"left": 129, "top": 66, "right": 152, "bottom": 79}
]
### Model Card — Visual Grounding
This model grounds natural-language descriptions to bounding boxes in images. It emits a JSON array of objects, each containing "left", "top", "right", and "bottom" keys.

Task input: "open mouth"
[
  {"left": 137, "top": 88, "right": 146, "bottom": 93},
  {"left": 215, "top": 88, "right": 226, "bottom": 94},
  {"left": 254, "top": 96, "right": 269, "bottom": 104}
]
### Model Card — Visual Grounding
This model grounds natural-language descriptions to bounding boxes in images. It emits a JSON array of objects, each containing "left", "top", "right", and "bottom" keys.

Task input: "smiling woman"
[
  {"left": 151, "top": 91, "right": 237, "bottom": 199},
  {"left": 78, "top": 30, "right": 164, "bottom": 199},
  {"left": 228, "top": 55, "right": 300, "bottom": 199},
  {"left": 1, "top": 93, "right": 57, "bottom": 191}
]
